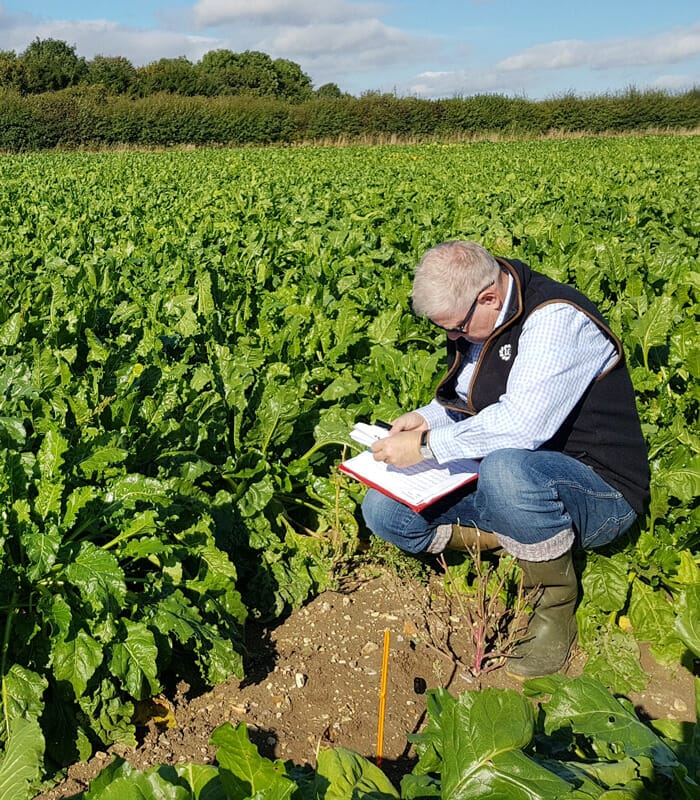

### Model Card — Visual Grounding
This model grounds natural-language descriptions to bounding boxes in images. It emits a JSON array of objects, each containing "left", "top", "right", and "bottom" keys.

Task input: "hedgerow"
[{"left": 0, "top": 87, "right": 698, "bottom": 150}]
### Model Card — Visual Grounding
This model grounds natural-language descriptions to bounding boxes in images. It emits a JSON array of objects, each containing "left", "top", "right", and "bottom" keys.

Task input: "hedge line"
[{"left": 0, "top": 87, "right": 698, "bottom": 150}]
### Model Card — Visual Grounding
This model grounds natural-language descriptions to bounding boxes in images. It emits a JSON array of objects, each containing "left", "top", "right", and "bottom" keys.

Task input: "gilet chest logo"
[{"left": 498, "top": 344, "right": 512, "bottom": 361}]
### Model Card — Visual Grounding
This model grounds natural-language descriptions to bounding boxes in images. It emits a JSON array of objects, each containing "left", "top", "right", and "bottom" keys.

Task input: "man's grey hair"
[{"left": 412, "top": 241, "right": 501, "bottom": 320}]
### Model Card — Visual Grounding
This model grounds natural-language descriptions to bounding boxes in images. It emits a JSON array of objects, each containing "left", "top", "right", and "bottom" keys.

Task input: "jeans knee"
[
  {"left": 361, "top": 489, "right": 408, "bottom": 537},
  {"left": 479, "top": 449, "right": 532, "bottom": 503},
  {"left": 360, "top": 489, "right": 435, "bottom": 553},
  {"left": 360, "top": 489, "right": 385, "bottom": 534}
]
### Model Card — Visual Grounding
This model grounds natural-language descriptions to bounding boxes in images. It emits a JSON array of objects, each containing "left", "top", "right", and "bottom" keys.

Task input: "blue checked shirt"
[{"left": 417, "top": 275, "right": 617, "bottom": 463}]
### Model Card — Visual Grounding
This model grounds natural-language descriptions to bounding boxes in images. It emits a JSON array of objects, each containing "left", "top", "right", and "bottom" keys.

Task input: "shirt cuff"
[
  {"left": 427, "top": 424, "right": 467, "bottom": 463},
  {"left": 414, "top": 400, "right": 452, "bottom": 430}
]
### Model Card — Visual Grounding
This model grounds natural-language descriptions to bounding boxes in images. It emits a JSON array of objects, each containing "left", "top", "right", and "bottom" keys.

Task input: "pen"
[{"left": 375, "top": 420, "right": 392, "bottom": 430}]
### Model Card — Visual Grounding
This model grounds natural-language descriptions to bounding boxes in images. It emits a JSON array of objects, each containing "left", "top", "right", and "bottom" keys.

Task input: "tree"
[
  {"left": 196, "top": 49, "right": 313, "bottom": 100},
  {"left": 20, "top": 37, "right": 87, "bottom": 93},
  {"left": 85, "top": 55, "right": 136, "bottom": 94},
  {"left": 272, "top": 58, "right": 313, "bottom": 103},
  {"left": 229, "top": 50, "right": 279, "bottom": 97},
  {"left": 195, "top": 49, "right": 279, "bottom": 97},
  {"left": 315, "top": 82, "right": 345, "bottom": 99},
  {"left": 0, "top": 50, "right": 22, "bottom": 91},
  {"left": 195, "top": 49, "right": 239, "bottom": 95},
  {"left": 135, "top": 57, "right": 196, "bottom": 96}
]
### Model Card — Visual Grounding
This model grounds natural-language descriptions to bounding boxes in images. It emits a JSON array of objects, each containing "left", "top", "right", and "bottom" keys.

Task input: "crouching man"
[{"left": 363, "top": 241, "right": 649, "bottom": 678}]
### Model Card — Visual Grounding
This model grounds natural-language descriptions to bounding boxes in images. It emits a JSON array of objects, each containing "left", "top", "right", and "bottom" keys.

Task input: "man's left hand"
[{"left": 371, "top": 430, "right": 422, "bottom": 468}]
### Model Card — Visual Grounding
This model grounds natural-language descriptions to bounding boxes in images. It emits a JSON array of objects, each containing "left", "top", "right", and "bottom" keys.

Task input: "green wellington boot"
[
  {"left": 506, "top": 549, "right": 578, "bottom": 679},
  {"left": 446, "top": 524, "right": 500, "bottom": 552}
]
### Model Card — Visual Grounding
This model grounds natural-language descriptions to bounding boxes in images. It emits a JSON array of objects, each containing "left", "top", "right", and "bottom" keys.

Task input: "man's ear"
[{"left": 481, "top": 286, "right": 501, "bottom": 308}]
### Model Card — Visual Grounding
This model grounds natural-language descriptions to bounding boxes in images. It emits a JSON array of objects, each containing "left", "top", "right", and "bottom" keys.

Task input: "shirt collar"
[{"left": 494, "top": 272, "right": 514, "bottom": 328}]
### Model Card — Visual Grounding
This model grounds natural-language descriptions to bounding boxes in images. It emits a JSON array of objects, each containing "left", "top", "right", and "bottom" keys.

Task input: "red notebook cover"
[{"left": 339, "top": 451, "right": 479, "bottom": 512}]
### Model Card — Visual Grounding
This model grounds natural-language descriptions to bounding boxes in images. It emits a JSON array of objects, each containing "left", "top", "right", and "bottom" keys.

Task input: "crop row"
[{"left": 0, "top": 135, "right": 697, "bottom": 793}]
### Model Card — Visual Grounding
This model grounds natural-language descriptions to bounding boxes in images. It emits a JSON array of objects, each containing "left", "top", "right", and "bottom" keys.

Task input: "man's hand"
[
  {"left": 371, "top": 430, "right": 422, "bottom": 468},
  {"left": 389, "top": 412, "right": 428, "bottom": 434}
]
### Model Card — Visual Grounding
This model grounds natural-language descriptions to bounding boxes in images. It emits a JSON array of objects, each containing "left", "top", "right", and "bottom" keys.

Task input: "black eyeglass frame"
[{"left": 433, "top": 279, "right": 496, "bottom": 334}]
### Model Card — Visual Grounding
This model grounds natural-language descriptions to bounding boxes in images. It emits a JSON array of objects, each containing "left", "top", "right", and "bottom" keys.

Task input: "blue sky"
[{"left": 0, "top": 1, "right": 698, "bottom": 98}]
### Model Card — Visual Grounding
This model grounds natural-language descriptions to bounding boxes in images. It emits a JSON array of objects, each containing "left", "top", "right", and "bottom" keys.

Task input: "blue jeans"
[{"left": 361, "top": 448, "right": 637, "bottom": 560}]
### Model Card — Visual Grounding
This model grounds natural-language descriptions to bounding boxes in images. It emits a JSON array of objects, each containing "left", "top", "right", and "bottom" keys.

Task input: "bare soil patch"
[{"left": 37, "top": 559, "right": 696, "bottom": 798}]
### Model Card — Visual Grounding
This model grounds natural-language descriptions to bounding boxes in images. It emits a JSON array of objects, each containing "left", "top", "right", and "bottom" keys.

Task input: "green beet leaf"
[
  {"left": 399, "top": 773, "right": 441, "bottom": 798},
  {"left": 527, "top": 675, "right": 680, "bottom": 776},
  {"left": 0, "top": 416, "right": 26, "bottom": 446},
  {"left": 37, "top": 425, "right": 68, "bottom": 479},
  {"left": 1, "top": 664, "right": 47, "bottom": 726},
  {"left": 62, "top": 540, "right": 127, "bottom": 612},
  {"left": 79, "top": 756, "right": 137, "bottom": 796},
  {"left": 658, "top": 450, "right": 700, "bottom": 505},
  {"left": 315, "top": 747, "right": 399, "bottom": 799},
  {"left": 580, "top": 553, "right": 629, "bottom": 614},
  {"left": 22, "top": 524, "right": 61, "bottom": 580},
  {"left": 0, "top": 717, "right": 44, "bottom": 800},
  {"left": 52, "top": 628, "right": 103, "bottom": 697},
  {"left": 210, "top": 722, "right": 295, "bottom": 799},
  {"left": 175, "top": 763, "right": 226, "bottom": 800},
  {"left": 674, "top": 584, "right": 700, "bottom": 658},
  {"left": 628, "top": 577, "right": 677, "bottom": 661},
  {"left": 628, "top": 295, "right": 675, "bottom": 370},
  {"left": 437, "top": 689, "right": 574, "bottom": 799},
  {"left": 582, "top": 624, "right": 648, "bottom": 693},
  {"left": 80, "top": 761, "right": 191, "bottom": 800},
  {"left": 105, "top": 474, "right": 172, "bottom": 508},
  {"left": 78, "top": 446, "right": 130, "bottom": 478},
  {"left": 0, "top": 311, "right": 23, "bottom": 347},
  {"left": 109, "top": 619, "right": 160, "bottom": 700}
]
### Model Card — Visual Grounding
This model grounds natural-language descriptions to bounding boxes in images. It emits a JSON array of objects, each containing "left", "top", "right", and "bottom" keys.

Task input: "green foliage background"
[
  {"left": 0, "top": 87, "right": 698, "bottom": 150},
  {"left": 0, "top": 135, "right": 697, "bottom": 786}
]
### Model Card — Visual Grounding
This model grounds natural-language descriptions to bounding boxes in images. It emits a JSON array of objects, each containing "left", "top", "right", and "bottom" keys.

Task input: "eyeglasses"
[{"left": 434, "top": 279, "right": 496, "bottom": 334}]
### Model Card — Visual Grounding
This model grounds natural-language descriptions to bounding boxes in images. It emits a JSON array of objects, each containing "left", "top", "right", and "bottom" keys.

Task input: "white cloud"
[
  {"left": 3, "top": 4, "right": 695, "bottom": 99},
  {"left": 0, "top": 13, "right": 218, "bottom": 64},
  {"left": 187, "top": 0, "right": 439, "bottom": 82},
  {"left": 261, "top": 19, "right": 430, "bottom": 69},
  {"left": 407, "top": 69, "right": 521, "bottom": 98},
  {"left": 188, "top": 1, "right": 442, "bottom": 88},
  {"left": 649, "top": 73, "right": 699, "bottom": 92},
  {"left": 192, "top": 0, "right": 384, "bottom": 28},
  {"left": 499, "top": 24, "right": 700, "bottom": 72},
  {"left": 0, "top": 3, "right": 439, "bottom": 90}
]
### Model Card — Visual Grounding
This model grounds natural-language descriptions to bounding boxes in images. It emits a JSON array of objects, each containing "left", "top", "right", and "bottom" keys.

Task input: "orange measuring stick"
[{"left": 376, "top": 628, "right": 390, "bottom": 767}]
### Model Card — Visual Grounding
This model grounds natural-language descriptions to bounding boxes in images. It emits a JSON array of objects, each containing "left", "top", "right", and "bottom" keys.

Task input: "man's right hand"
[{"left": 389, "top": 412, "right": 429, "bottom": 434}]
